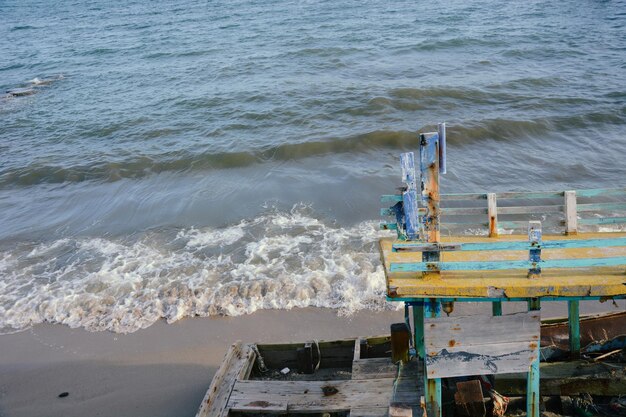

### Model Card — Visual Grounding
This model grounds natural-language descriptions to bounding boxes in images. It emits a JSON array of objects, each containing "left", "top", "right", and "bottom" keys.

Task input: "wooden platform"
[
  {"left": 196, "top": 338, "right": 424, "bottom": 417},
  {"left": 380, "top": 232, "right": 626, "bottom": 299}
]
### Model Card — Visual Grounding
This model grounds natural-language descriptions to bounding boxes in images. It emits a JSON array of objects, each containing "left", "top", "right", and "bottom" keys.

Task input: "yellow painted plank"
[{"left": 380, "top": 233, "right": 626, "bottom": 299}]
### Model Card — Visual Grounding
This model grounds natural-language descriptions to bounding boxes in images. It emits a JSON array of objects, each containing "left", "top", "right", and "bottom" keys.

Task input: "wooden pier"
[
  {"left": 196, "top": 123, "right": 626, "bottom": 417},
  {"left": 379, "top": 123, "right": 626, "bottom": 417}
]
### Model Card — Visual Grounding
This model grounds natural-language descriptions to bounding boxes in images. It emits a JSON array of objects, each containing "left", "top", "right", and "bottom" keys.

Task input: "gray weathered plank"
[
  {"left": 424, "top": 312, "right": 540, "bottom": 378},
  {"left": 351, "top": 407, "right": 389, "bottom": 417},
  {"left": 425, "top": 340, "right": 538, "bottom": 378},
  {"left": 424, "top": 312, "right": 540, "bottom": 347},
  {"left": 494, "top": 360, "right": 626, "bottom": 396},
  {"left": 196, "top": 341, "right": 254, "bottom": 417},
  {"left": 352, "top": 358, "right": 397, "bottom": 380},
  {"left": 229, "top": 378, "right": 395, "bottom": 412}
]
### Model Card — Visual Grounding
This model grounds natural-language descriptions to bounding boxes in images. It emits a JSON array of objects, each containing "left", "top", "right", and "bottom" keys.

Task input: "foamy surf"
[{"left": 0, "top": 205, "right": 397, "bottom": 334}]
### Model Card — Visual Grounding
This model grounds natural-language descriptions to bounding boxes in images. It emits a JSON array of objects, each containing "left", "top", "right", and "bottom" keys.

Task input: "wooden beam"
[
  {"left": 196, "top": 341, "right": 255, "bottom": 417},
  {"left": 564, "top": 190, "right": 577, "bottom": 235},
  {"left": 495, "top": 360, "right": 626, "bottom": 396},
  {"left": 423, "top": 312, "right": 540, "bottom": 378},
  {"left": 488, "top": 193, "right": 498, "bottom": 237},
  {"left": 229, "top": 378, "right": 396, "bottom": 412}
]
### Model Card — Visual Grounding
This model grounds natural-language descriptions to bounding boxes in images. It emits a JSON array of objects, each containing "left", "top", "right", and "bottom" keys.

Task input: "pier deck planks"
[{"left": 381, "top": 232, "right": 626, "bottom": 299}]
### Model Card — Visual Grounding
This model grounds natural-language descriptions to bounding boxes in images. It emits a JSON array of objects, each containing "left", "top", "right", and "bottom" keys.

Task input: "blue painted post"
[
  {"left": 527, "top": 298, "right": 540, "bottom": 417},
  {"left": 400, "top": 152, "right": 420, "bottom": 240},
  {"left": 528, "top": 221, "right": 542, "bottom": 279},
  {"left": 568, "top": 300, "right": 580, "bottom": 358},
  {"left": 438, "top": 123, "right": 447, "bottom": 175},
  {"left": 424, "top": 299, "right": 442, "bottom": 417}
]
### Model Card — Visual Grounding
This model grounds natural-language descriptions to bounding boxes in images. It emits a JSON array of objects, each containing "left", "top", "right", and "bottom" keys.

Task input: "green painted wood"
[
  {"left": 381, "top": 194, "right": 403, "bottom": 203},
  {"left": 392, "top": 236, "right": 626, "bottom": 253},
  {"left": 568, "top": 300, "right": 580, "bottom": 359},
  {"left": 424, "top": 300, "right": 442, "bottom": 417},
  {"left": 443, "top": 221, "right": 489, "bottom": 226},
  {"left": 390, "top": 295, "right": 626, "bottom": 303},
  {"left": 496, "top": 191, "right": 563, "bottom": 199},
  {"left": 380, "top": 222, "right": 398, "bottom": 230},
  {"left": 579, "top": 217, "right": 626, "bottom": 225},
  {"left": 441, "top": 193, "right": 486, "bottom": 201},
  {"left": 382, "top": 207, "right": 488, "bottom": 216},
  {"left": 492, "top": 301, "right": 503, "bottom": 316},
  {"left": 390, "top": 256, "right": 626, "bottom": 272},
  {"left": 384, "top": 188, "right": 626, "bottom": 206},
  {"left": 497, "top": 205, "right": 563, "bottom": 215},
  {"left": 577, "top": 202, "right": 626, "bottom": 212},
  {"left": 527, "top": 300, "right": 541, "bottom": 417}
]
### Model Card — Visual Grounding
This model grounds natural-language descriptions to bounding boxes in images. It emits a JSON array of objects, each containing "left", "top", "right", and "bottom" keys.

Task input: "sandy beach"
[{"left": 1, "top": 301, "right": 623, "bottom": 417}]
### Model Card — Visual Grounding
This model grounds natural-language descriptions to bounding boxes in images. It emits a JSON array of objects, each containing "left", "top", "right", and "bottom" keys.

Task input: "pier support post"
[
  {"left": 424, "top": 299, "right": 442, "bottom": 417},
  {"left": 412, "top": 302, "right": 425, "bottom": 359},
  {"left": 492, "top": 301, "right": 503, "bottom": 316},
  {"left": 568, "top": 300, "right": 580, "bottom": 358},
  {"left": 527, "top": 298, "right": 540, "bottom": 417}
]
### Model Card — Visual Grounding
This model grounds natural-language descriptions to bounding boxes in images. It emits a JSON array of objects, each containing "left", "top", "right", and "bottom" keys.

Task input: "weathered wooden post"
[
  {"left": 419, "top": 127, "right": 444, "bottom": 417},
  {"left": 563, "top": 191, "right": 581, "bottom": 358}
]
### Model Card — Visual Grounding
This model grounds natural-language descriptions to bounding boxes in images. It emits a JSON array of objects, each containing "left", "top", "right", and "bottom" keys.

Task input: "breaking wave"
[{"left": 0, "top": 205, "right": 395, "bottom": 334}]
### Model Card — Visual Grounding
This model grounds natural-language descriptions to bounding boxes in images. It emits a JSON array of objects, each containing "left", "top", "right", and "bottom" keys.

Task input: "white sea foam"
[{"left": 0, "top": 206, "right": 397, "bottom": 334}]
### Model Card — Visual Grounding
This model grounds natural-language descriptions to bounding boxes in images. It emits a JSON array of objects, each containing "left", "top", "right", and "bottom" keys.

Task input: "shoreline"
[{"left": 0, "top": 301, "right": 623, "bottom": 417}]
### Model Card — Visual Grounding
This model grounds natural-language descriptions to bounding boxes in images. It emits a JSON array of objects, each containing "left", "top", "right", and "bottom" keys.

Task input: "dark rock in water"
[
  {"left": 6, "top": 88, "right": 36, "bottom": 97},
  {"left": 58, "top": 392, "right": 69, "bottom": 398}
]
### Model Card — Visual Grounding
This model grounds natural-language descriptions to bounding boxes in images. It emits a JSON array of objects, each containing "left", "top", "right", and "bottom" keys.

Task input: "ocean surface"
[{"left": 1, "top": 0, "right": 625, "bottom": 333}]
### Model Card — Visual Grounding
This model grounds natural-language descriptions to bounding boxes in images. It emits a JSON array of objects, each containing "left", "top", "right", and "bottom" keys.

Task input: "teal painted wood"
[
  {"left": 527, "top": 300, "right": 541, "bottom": 417},
  {"left": 389, "top": 295, "right": 626, "bottom": 302},
  {"left": 441, "top": 193, "right": 487, "bottom": 201},
  {"left": 413, "top": 304, "right": 425, "bottom": 359},
  {"left": 390, "top": 256, "right": 626, "bottom": 272},
  {"left": 392, "top": 237, "right": 626, "bottom": 253},
  {"left": 381, "top": 194, "right": 403, "bottom": 203},
  {"left": 579, "top": 217, "right": 626, "bottom": 225},
  {"left": 496, "top": 191, "right": 563, "bottom": 199},
  {"left": 577, "top": 202, "right": 626, "bottom": 212},
  {"left": 568, "top": 300, "right": 580, "bottom": 358},
  {"left": 576, "top": 188, "right": 626, "bottom": 198},
  {"left": 382, "top": 207, "right": 488, "bottom": 216},
  {"left": 383, "top": 188, "right": 626, "bottom": 205},
  {"left": 443, "top": 207, "right": 488, "bottom": 215},
  {"left": 492, "top": 301, "right": 503, "bottom": 316},
  {"left": 497, "top": 205, "right": 563, "bottom": 214},
  {"left": 380, "top": 222, "right": 398, "bottom": 230},
  {"left": 444, "top": 221, "right": 490, "bottom": 227},
  {"left": 424, "top": 300, "right": 442, "bottom": 417}
]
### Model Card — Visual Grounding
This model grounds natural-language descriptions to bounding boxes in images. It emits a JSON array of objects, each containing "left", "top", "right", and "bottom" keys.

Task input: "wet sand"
[{"left": 0, "top": 302, "right": 623, "bottom": 417}]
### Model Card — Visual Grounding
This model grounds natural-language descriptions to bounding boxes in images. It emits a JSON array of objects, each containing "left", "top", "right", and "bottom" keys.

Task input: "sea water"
[{"left": 1, "top": 0, "right": 625, "bottom": 332}]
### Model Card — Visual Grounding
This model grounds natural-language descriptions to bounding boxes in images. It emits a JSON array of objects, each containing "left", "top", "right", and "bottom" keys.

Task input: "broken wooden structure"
[
  {"left": 380, "top": 123, "right": 626, "bottom": 417},
  {"left": 195, "top": 124, "right": 625, "bottom": 417},
  {"left": 196, "top": 335, "right": 426, "bottom": 417},
  {"left": 195, "top": 310, "right": 625, "bottom": 417}
]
